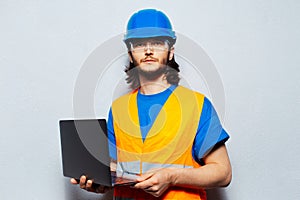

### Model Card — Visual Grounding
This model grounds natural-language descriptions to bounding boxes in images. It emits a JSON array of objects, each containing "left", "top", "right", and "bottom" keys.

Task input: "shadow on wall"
[{"left": 206, "top": 188, "right": 228, "bottom": 200}]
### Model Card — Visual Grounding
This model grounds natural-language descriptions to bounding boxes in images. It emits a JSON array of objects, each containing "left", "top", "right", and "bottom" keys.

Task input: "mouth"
[{"left": 141, "top": 57, "right": 158, "bottom": 63}]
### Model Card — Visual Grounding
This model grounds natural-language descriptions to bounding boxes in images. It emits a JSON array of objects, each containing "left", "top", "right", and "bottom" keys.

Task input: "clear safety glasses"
[{"left": 129, "top": 40, "right": 170, "bottom": 52}]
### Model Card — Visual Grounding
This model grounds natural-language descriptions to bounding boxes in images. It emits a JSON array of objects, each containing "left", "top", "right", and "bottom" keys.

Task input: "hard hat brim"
[{"left": 124, "top": 27, "right": 176, "bottom": 42}]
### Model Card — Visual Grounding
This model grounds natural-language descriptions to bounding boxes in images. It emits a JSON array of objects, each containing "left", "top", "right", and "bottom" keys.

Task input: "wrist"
[{"left": 168, "top": 168, "right": 179, "bottom": 186}]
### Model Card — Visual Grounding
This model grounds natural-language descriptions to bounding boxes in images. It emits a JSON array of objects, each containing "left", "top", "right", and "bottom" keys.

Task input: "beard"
[
  {"left": 137, "top": 64, "right": 167, "bottom": 80},
  {"left": 132, "top": 56, "right": 168, "bottom": 81}
]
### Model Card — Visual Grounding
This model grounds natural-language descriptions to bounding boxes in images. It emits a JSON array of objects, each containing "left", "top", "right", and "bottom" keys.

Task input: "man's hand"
[
  {"left": 70, "top": 175, "right": 111, "bottom": 193},
  {"left": 133, "top": 168, "right": 174, "bottom": 197}
]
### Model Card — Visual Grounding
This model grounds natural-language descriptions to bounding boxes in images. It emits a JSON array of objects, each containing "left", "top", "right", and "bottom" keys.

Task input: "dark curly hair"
[{"left": 124, "top": 52, "right": 180, "bottom": 90}]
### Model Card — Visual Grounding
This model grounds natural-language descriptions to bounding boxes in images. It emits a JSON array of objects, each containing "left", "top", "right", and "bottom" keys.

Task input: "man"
[{"left": 71, "top": 9, "right": 232, "bottom": 199}]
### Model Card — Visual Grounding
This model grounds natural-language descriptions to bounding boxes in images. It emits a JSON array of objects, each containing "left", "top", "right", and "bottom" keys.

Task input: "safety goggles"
[{"left": 129, "top": 39, "right": 169, "bottom": 52}]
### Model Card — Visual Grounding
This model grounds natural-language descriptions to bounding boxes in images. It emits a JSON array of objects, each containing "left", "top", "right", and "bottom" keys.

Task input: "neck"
[{"left": 139, "top": 74, "right": 170, "bottom": 95}]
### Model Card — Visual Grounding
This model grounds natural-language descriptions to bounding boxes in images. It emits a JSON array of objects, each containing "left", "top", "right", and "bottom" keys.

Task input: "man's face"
[{"left": 128, "top": 38, "right": 174, "bottom": 79}]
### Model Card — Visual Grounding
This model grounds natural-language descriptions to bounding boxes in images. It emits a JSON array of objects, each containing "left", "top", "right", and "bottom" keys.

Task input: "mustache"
[{"left": 140, "top": 56, "right": 159, "bottom": 62}]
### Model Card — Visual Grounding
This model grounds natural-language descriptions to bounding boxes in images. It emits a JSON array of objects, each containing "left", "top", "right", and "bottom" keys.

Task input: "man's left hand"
[{"left": 133, "top": 168, "right": 174, "bottom": 197}]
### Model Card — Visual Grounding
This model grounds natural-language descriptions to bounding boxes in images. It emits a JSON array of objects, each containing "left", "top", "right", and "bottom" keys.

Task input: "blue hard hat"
[{"left": 124, "top": 9, "right": 176, "bottom": 43}]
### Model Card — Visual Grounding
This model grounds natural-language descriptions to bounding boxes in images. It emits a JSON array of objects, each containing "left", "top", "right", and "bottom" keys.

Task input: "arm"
[
  {"left": 171, "top": 144, "right": 231, "bottom": 188},
  {"left": 134, "top": 144, "right": 232, "bottom": 197}
]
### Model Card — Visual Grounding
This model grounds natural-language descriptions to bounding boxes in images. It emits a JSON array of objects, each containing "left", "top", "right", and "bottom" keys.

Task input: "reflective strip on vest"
[{"left": 117, "top": 161, "right": 193, "bottom": 174}]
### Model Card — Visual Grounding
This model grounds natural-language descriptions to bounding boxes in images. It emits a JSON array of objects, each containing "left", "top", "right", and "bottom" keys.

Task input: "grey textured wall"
[{"left": 0, "top": 0, "right": 299, "bottom": 199}]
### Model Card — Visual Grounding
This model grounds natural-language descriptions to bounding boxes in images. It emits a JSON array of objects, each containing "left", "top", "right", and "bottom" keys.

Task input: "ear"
[
  {"left": 168, "top": 46, "right": 175, "bottom": 61},
  {"left": 128, "top": 52, "right": 133, "bottom": 63}
]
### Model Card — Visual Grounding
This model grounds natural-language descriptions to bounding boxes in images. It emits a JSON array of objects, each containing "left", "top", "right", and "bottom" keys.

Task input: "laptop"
[{"left": 59, "top": 119, "right": 138, "bottom": 186}]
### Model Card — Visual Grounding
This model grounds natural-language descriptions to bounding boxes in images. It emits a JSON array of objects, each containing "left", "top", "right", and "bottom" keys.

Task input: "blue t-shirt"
[{"left": 107, "top": 85, "right": 229, "bottom": 165}]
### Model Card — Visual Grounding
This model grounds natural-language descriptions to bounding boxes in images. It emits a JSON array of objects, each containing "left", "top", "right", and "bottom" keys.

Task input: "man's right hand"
[{"left": 70, "top": 175, "right": 111, "bottom": 193}]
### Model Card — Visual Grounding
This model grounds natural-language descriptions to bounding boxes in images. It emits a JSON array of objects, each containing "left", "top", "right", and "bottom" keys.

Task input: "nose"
[{"left": 145, "top": 43, "right": 153, "bottom": 54}]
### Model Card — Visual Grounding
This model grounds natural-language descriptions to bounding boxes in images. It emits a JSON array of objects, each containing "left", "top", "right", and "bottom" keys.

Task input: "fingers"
[
  {"left": 142, "top": 185, "right": 161, "bottom": 197},
  {"left": 136, "top": 168, "right": 160, "bottom": 182},
  {"left": 79, "top": 175, "right": 88, "bottom": 189},
  {"left": 144, "top": 185, "right": 159, "bottom": 193},
  {"left": 136, "top": 172, "right": 154, "bottom": 182},
  {"left": 135, "top": 175, "right": 156, "bottom": 189},
  {"left": 79, "top": 176, "right": 95, "bottom": 192},
  {"left": 70, "top": 175, "right": 111, "bottom": 194},
  {"left": 134, "top": 169, "right": 171, "bottom": 197},
  {"left": 86, "top": 180, "right": 93, "bottom": 191},
  {"left": 70, "top": 178, "right": 78, "bottom": 184}
]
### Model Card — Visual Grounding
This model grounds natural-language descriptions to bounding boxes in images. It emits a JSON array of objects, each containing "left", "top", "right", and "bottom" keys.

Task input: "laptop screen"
[{"left": 59, "top": 119, "right": 112, "bottom": 186}]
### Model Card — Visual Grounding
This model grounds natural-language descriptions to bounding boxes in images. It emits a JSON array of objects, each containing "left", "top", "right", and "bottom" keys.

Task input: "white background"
[{"left": 0, "top": 0, "right": 299, "bottom": 199}]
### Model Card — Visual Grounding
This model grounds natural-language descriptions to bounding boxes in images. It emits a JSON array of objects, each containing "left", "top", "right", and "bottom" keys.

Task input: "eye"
[
  {"left": 151, "top": 41, "right": 164, "bottom": 46},
  {"left": 133, "top": 43, "right": 146, "bottom": 48}
]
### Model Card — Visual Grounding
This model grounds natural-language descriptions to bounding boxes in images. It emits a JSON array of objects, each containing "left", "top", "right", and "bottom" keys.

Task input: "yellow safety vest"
[{"left": 112, "top": 86, "right": 207, "bottom": 200}]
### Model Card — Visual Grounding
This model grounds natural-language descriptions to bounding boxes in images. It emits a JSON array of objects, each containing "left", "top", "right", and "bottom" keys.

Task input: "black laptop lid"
[{"left": 59, "top": 119, "right": 112, "bottom": 186}]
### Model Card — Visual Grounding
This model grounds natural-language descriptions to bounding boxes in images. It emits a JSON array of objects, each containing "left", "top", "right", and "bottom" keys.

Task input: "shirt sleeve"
[
  {"left": 107, "top": 108, "right": 117, "bottom": 160},
  {"left": 192, "top": 97, "right": 230, "bottom": 164}
]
